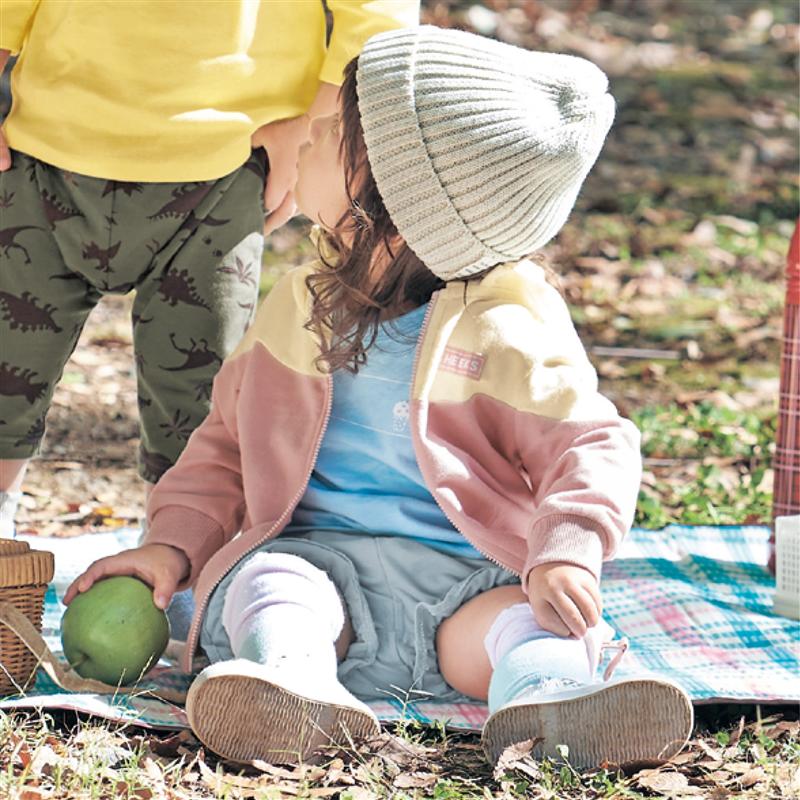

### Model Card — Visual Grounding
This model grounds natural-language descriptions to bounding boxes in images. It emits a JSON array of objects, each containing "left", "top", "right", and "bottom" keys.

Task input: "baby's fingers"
[
  {"left": 571, "top": 586, "right": 601, "bottom": 629},
  {"left": 552, "top": 592, "right": 589, "bottom": 639},
  {"left": 531, "top": 599, "right": 572, "bottom": 638},
  {"left": 582, "top": 577, "right": 603, "bottom": 617},
  {"left": 63, "top": 554, "right": 141, "bottom": 604},
  {"left": 62, "top": 577, "right": 83, "bottom": 606},
  {"left": 151, "top": 569, "right": 180, "bottom": 611},
  {"left": 263, "top": 190, "right": 296, "bottom": 236},
  {"left": 63, "top": 563, "right": 107, "bottom": 605}
]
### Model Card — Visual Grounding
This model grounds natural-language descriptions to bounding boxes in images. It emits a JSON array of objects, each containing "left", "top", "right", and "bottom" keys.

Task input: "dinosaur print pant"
[{"left": 0, "top": 149, "right": 267, "bottom": 482}]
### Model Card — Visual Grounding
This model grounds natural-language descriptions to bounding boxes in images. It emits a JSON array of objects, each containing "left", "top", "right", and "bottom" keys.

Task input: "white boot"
[
  {"left": 482, "top": 673, "right": 693, "bottom": 769},
  {"left": 482, "top": 631, "right": 693, "bottom": 769},
  {"left": 186, "top": 658, "right": 379, "bottom": 764}
]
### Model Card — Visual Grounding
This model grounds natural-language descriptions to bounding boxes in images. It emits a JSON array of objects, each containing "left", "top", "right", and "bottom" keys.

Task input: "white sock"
[
  {"left": 221, "top": 552, "right": 343, "bottom": 680},
  {"left": 0, "top": 491, "right": 21, "bottom": 539},
  {"left": 484, "top": 603, "right": 557, "bottom": 668},
  {"left": 485, "top": 603, "right": 614, "bottom": 712}
]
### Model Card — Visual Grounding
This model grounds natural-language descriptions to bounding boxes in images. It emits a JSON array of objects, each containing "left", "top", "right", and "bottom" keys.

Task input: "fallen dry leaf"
[
  {"left": 492, "top": 739, "right": 542, "bottom": 781},
  {"left": 738, "top": 766, "right": 767, "bottom": 788},
  {"left": 141, "top": 756, "right": 165, "bottom": 784},
  {"left": 14, "top": 790, "right": 52, "bottom": 800},
  {"left": 113, "top": 783, "right": 152, "bottom": 800},
  {"left": 339, "top": 787, "right": 378, "bottom": 800},
  {"left": 636, "top": 769, "right": 693, "bottom": 794},
  {"left": 199, "top": 758, "right": 286, "bottom": 797},
  {"left": 765, "top": 720, "right": 800, "bottom": 740},
  {"left": 393, "top": 771, "right": 438, "bottom": 789},
  {"left": 146, "top": 729, "right": 196, "bottom": 758},
  {"left": 372, "top": 733, "right": 437, "bottom": 769},
  {"left": 696, "top": 740, "right": 724, "bottom": 762},
  {"left": 251, "top": 758, "right": 321, "bottom": 781},
  {"left": 706, "top": 769, "right": 734, "bottom": 786},
  {"left": 720, "top": 761, "right": 754, "bottom": 775},
  {"left": 322, "top": 756, "right": 355, "bottom": 786},
  {"left": 669, "top": 750, "right": 699, "bottom": 766},
  {"left": 27, "top": 744, "right": 59, "bottom": 778},
  {"left": 8, "top": 732, "right": 33, "bottom": 770}
]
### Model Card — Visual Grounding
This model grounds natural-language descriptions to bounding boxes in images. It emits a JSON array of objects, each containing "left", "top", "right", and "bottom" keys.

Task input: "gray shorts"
[{"left": 200, "top": 530, "right": 519, "bottom": 702}]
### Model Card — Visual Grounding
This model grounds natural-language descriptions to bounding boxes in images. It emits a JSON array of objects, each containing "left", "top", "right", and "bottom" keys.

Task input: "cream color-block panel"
[{"left": 415, "top": 260, "right": 617, "bottom": 422}]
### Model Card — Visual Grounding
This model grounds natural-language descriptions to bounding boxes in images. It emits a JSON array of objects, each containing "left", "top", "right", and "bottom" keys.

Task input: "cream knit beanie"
[{"left": 355, "top": 26, "right": 615, "bottom": 281}]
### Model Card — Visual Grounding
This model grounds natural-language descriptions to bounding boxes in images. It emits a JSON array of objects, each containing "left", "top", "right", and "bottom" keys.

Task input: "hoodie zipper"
[
  {"left": 409, "top": 292, "right": 519, "bottom": 576},
  {"left": 185, "top": 289, "right": 524, "bottom": 666},
  {"left": 183, "top": 373, "right": 334, "bottom": 668}
]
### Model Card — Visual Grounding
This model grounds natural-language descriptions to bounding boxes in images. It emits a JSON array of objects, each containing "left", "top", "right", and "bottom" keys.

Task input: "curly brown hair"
[
  {"left": 303, "top": 57, "right": 563, "bottom": 374},
  {"left": 304, "top": 58, "right": 445, "bottom": 374}
]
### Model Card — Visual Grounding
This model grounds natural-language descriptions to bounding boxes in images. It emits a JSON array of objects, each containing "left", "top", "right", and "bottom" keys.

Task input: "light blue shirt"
[{"left": 286, "top": 303, "right": 483, "bottom": 559}]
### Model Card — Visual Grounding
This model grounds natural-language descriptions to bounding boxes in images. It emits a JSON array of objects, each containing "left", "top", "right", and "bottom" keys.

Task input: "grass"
[
  {"left": 1, "top": 706, "right": 797, "bottom": 799},
  {"left": 633, "top": 402, "right": 776, "bottom": 528}
]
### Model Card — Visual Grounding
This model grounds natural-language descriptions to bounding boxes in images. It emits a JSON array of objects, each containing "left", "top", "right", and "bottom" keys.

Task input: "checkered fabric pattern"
[{"left": 1, "top": 525, "right": 797, "bottom": 731}]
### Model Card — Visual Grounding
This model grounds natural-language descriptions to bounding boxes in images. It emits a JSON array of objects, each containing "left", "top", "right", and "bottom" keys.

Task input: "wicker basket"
[{"left": 0, "top": 540, "right": 55, "bottom": 694}]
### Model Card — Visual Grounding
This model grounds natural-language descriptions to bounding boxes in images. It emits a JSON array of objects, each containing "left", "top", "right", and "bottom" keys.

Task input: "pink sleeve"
[
  {"left": 143, "top": 355, "right": 247, "bottom": 588},
  {"left": 517, "top": 411, "right": 642, "bottom": 584}
]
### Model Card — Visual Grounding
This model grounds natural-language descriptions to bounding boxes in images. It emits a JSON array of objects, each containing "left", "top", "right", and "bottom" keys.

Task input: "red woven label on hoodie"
[{"left": 441, "top": 347, "right": 486, "bottom": 380}]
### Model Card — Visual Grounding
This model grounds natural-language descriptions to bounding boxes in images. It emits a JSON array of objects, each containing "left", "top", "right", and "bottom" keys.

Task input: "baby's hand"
[
  {"left": 251, "top": 114, "right": 310, "bottom": 235},
  {"left": 527, "top": 562, "right": 602, "bottom": 639},
  {"left": 63, "top": 544, "right": 190, "bottom": 610}
]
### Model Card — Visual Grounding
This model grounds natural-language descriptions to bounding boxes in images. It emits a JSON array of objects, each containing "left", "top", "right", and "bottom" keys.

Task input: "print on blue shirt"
[{"left": 287, "top": 303, "right": 483, "bottom": 559}]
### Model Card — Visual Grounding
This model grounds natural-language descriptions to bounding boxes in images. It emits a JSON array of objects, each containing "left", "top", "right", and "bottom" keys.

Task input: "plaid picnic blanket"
[{"left": 0, "top": 524, "right": 796, "bottom": 731}]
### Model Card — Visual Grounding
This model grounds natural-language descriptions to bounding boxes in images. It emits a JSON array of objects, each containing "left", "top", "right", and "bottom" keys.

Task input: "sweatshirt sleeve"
[
  {"left": 506, "top": 287, "right": 642, "bottom": 584},
  {"left": 0, "top": 0, "right": 40, "bottom": 53},
  {"left": 472, "top": 265, "right": 642, "bottom": 584},
  {"left": 143, "top": 354, "right": 247, "bottom": 589},
  {"left": 320, "top": 0, "right": 419, "bottom": 85},
  {"left": 518, "top": 407, "right": 642, "bottom": 584}
]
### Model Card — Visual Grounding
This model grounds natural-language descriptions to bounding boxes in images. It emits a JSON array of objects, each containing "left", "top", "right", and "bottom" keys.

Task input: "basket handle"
[{"left": 0, "top": 600, "right": 187, "bottom": 704}]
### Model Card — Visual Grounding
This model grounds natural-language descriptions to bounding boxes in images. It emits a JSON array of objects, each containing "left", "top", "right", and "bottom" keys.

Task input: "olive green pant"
[{"left": 0, "top": 149, "right": 266, "bottom": 481}]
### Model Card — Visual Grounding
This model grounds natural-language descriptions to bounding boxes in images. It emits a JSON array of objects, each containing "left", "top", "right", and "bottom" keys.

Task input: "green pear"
[{"left": 61, "top": 575, "right": 170, "bottom": 686}]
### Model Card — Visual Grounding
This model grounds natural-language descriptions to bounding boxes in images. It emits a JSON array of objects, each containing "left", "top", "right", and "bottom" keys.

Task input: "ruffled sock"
[
  {"left": 484, "top": 602, "right": 615, "bottom": 712},
  {"left": 221, "top": 551, "right": 343, "bottom": 682}
]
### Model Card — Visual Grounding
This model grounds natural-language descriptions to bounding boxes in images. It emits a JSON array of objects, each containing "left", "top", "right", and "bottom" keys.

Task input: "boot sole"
[
  {"left": 482, "top": 678, "right": 693, "bottom": 770},
  {"left": 186, "top": 667, "right": 380, "bottom": 764}
]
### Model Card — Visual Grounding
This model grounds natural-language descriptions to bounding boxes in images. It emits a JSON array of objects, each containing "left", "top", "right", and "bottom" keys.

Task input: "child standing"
[
  {"left": 66, "top": 27, "right": 694, "bottom": 769},
  {"left": 0, "top": 0, "right": 418, "bottom": 535}
]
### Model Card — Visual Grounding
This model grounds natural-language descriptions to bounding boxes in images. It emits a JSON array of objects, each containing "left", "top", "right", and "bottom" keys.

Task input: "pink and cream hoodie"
[{"left": 144, "top": 253, "right": 642, "bottom": 671}]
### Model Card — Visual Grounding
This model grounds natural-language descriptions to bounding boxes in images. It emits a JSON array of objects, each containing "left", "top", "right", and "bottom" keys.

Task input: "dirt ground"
[{"left": 15, "top": 293, "right": 147, "bottom": 538}]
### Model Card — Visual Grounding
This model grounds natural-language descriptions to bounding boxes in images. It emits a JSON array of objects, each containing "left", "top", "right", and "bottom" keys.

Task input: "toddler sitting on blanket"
[{"left": 66, "top": 27, "right": 694, "bottom": 769}]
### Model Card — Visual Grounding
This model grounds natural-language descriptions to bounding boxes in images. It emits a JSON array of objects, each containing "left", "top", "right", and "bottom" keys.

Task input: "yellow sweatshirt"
[{"left": 0, "top": 0, "right": 418, "bottom": 182}]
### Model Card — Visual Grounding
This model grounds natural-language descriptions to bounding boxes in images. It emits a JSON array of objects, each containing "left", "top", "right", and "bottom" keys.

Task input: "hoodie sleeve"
[
  {"left": 0, "top": 1, "right": 40, "bottom": 53},
  {"left": 497, "top": 281, "right": 642, "bottom": 584},
  {"left": 516, "top": 404, "right": 642, "bottom": 584},
  {"left": 320, "top": 0, "right": 419, "bottom": 85},
  {"left": 453, "top": 263, "right": 642, "bottom": 583}
]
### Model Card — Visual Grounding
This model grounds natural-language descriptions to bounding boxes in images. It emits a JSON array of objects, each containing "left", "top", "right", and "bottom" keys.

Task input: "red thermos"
[{"left": 770, "top": 220, "right": 800, "bottom": 572}]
